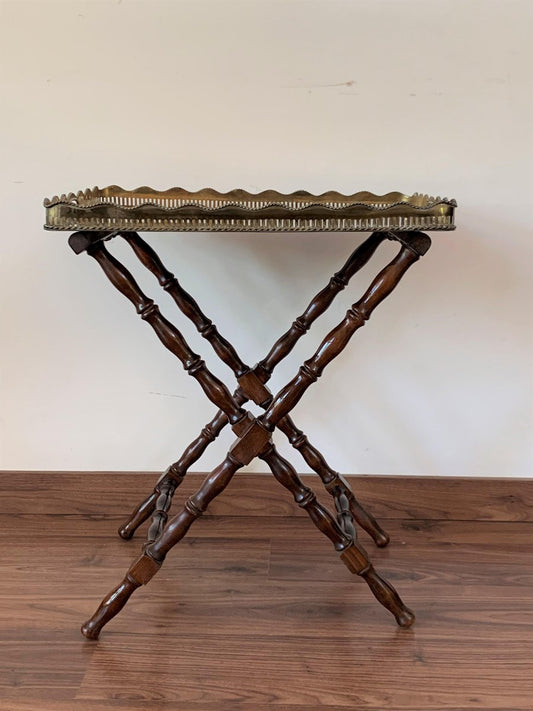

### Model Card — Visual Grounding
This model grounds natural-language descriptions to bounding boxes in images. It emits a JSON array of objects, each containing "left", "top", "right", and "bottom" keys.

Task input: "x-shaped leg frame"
[{"left": 68, "top": 228, "right": 431, "bottom": 639}]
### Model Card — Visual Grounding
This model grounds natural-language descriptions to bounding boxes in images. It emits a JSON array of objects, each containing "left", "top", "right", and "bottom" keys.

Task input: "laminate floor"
[{"left": 1, "top": 473, "right": 532, "bottom": 710}]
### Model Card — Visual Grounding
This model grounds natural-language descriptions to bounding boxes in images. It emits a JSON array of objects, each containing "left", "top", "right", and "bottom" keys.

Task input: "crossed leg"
[
  {"left": 118, "top": 231, "right": 392, "bottom": 547},
  {"left": 77, "top": 230, "right": 429, "bottom": 639},
  {"left": 82, "top": 442, "right": 414, "bottom": 640}
]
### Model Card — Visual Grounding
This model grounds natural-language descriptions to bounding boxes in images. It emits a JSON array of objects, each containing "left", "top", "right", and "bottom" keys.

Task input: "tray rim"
[
  {"left": 44, "top": 185, "right": 457, "bottom": 209},
  {"left": 44, "top": 186, "right": 457, "bottom": 232}
]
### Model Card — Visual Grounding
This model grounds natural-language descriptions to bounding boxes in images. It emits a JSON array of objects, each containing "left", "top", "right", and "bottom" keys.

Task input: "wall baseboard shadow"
[{"left": 1, "top": 472, "right": 532, "bottom": 521}]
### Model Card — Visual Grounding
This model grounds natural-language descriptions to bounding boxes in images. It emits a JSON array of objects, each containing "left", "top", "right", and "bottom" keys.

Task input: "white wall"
[{"left": 1, "top": 0, "right": 531, "bottom": 476}]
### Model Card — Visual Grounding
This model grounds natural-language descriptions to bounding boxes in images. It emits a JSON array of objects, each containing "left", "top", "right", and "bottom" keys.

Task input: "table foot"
[
  {"left": 83, "top": 455, "right": 242, "bottom": 638},
  {"left": 341, "top": 544, "right": 415, "bottom": 627},
  {"left": 81, "top": 576, "right": 139, "bottom": 640},
  {"left": 81, "top": 553, "right": 161, "bottom": 640},
  {"left": 262, "top": 444, "right": 413, "bottom": 627},
  {"left": 348, "top": 495, "right": 390, "bottom": 547},
  {"left": 118, "top": 492, "right": 157, "bottom": 540},
  {"left": 362, "top": 566, "right": 415, "bottom": 627}
]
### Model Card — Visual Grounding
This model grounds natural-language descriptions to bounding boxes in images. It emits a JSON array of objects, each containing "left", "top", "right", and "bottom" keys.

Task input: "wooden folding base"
[{"left": 67, "top": 228, "right": 431, "bottom": 640}]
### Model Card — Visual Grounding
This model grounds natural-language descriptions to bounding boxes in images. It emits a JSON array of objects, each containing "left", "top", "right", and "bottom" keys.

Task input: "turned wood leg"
[
  {"left": 118, "top": 491, "right": 158, "bottom": 540},
  {"left": 147, "top": 454, "right": 242, "bottom": 560},
  {"left": 256, "top": 233, "right": 430, "bottom": 547},
  {"left": 277, "top": 417, "right": 390, "bottom": 547},
  {"left": 145, "top": 469, "right": 181, "bottom": 546},
  {"left": 86, "top": 241, "right": 248, "bottom": 429},
  {"left": 117, "top": 231, "right": 391, "bottom": 543},
  {"left": 80, "top": 238, "right": 253, "bottom": 540},
  {"left": 82, "top": 453, "right": 244, "bottom": 639},
  {"left": 77, "top": 230, "right": 426, "bottom": 636},
  {"left": 259, "top": 444, "right": 413, "bottom": 627},
  {"left": 118, "top": 402, "right": 240, "bottom": 539},
  {"left": 259, "top": 444, "right": 352, "bottom": 551},
  {"left": 118, "top": 464, "right": 185, "bottom": 542},
  {"left": 340, "top": 544, "right": 415, "bottom": 628},
  {"left": 261, "top": 233, "right": 432, "bottom": 431},
  {"left": 81, "top": 551, "right": 161, "bottom": 640}
]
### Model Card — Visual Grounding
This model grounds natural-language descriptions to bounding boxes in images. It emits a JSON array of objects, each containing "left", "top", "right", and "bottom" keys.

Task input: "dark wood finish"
[
  {"left": 262, "top": 234, "right": 430, "bottom": 430},
  {"left": 228, "top": 419, "right": 271, "bottom": 466},
  {"left": 81, "top": 456, "right": 244, "bottom": 639},
  {"left": 334, "top": 490, "right": 357, "bottom": 540},
  {"left": 86, "top": 241, "right": 247, "bottom": 429},
  {"left": 145, "top": 468, "right": 182, "bottom": 545},
  {"left": 278, "top": 417, "right": 390, "bottom": 546},
  {"left": 1, "top": 473, "right": 532, "bottom": 710},
  {"left": 258, "top": 230, "right": 387, "bottom": 375},
  {"left": 118, "top": 232, "right": 393, "bottom": 547},
  {"left": 259, "top": 445, "right": 413, "bottom": 625},
  {"left": 84, "top": 436, "right": 410, "bottom": 637},
  {"left": 148, "top": 456, "right": 242, "bottom": 561},
  {"left": 81, "top": 550, "right": 162, "bottom": 639},
  {"left": 259, "top": 444, "right": 413, "bottom": 627},
  {"left": 117, "top": 490, "right": 157, "bottom": 540},
  {"left": 71, "top": 230, "right": 430, "bottom": 637},
  {"left": 122, "top": 231, "right": 271, "bottom": 406},
  {"left": 340, "top": 543, "right": 415, "bottom": 627},
  {"left": 259, "top": 443, "right": 353, "bottom": 551},
  {"left": 120, "top": 232, "right": 252, "bottom": 381},
  {"left": 67, "top": 230, "right": 117, "bottom": 254}
]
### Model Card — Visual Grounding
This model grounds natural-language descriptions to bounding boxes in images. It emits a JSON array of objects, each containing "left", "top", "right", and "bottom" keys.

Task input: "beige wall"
[{"left": 1, "top": 0, "right": 531, "bottom": 476}]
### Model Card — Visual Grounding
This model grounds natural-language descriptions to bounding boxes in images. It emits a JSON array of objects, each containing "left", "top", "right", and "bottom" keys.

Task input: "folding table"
[{"left": 44, "top": 186, "right": 456, "bottom": 639}]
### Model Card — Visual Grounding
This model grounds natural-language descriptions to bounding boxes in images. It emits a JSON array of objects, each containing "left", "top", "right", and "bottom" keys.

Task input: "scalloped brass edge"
[{"left": 44, "top": 186, "right": 457, "bottom": 209}]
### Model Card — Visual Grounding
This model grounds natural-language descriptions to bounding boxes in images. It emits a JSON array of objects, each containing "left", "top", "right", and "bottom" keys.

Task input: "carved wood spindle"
[
  {"left": 276, "top": 417, "right": 389, "bottom": 547},
  {"left": 117, "top": 233, "right": 393, "bottom": 541},
  {"left": 117, "top": 394, "right": 245, "bottom": 541},
  {"left": 83, "top": 404, "right": 272, "bottom": 638},
  {"left": 144, "top": 467, "right": 183, "bottom": 546},
  {"left": 118, "top": 490, "right": 158, "bottom": 540},
  {"left": 259, "top": 444, "right": 353, "bottom": 551},
  {"left": 81, "top": 548, "right": 162, "bottom": 640},
  {"left": 118, "top": 464, "right": 186, "bottom": 541},
  {"left": 260, "top": 444, "right": 414, "bottom": 628},
  {"left": 117, "top": 231, "right": 424, "bottom": 543},
  {"left": 81, "top": 574, "right": 142, "bottom": 640},
  {"left": 120, "top": 232, "right": 249, "bottom": 378},
  {"left": 362, "top": 566, "right": 415, "bottom": 628},
  {"left": 82, "top": 453, "right": 243, "bottom": 639},
  {"left": 89, "top": 433, "right": 413, "bottom": 637},
  {"left": 333, "top": 491, "right": 357, "bottom": 540},
  {"left": 87, "top": 242, "right": 247, "bottom": 429},
  {"left": 147, "top": 454, "right": 242, "bottom": 562},
  {"left": 339, "top": 543, "right": 415, "bottom": 628},
  {"left": 259, "top": 231, "right": 386, "bottom": 376},
  {"left": 261, "top": 234, "right": 431, "bottom": 431},
  {"left": 120, "top": 232, "right": 272, "bottom": 409}
]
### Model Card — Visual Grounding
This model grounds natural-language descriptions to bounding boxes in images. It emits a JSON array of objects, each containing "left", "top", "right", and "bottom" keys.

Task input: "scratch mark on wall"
[
  {"left": 149, "top": 391, "right": 187, "bottom": 399},
  {"left": 282, "top": 80, "right": 356, "bottom": 89}
]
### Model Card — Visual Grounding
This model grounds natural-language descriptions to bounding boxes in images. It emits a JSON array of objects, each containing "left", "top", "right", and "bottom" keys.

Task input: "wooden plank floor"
[{"left": 1, "top": 473, "right": 532, "bottom": 710}]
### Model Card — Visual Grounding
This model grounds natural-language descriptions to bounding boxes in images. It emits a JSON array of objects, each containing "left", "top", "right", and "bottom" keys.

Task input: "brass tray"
[{"left": 44, "top": 186, "right": 456, "bottom": 232}]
